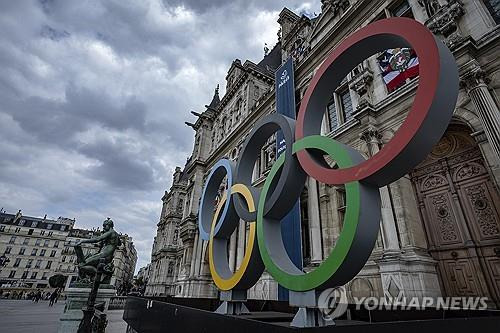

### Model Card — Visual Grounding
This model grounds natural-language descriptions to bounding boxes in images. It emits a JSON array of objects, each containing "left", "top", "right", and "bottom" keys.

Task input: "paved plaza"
[{"left": 0, "top": 299, "right": 127, "bottom": 333}]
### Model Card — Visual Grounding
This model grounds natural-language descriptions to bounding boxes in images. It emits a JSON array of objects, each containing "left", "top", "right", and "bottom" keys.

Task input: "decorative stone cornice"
[
  {"left": 349, "top": 67, "right": 373, "bottom": 96},
  {"left": 425, "top": 0, "right": 465, "bottom": 49},
  {"left": 179, "top": 219, "right": 197, "bottom": 243},
  {"left": 321, "top": 0, "right": 350, "bottom": 17}
]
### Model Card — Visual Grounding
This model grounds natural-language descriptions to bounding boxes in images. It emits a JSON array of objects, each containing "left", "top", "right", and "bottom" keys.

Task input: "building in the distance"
[
  {"left": 112, "top": 234, "right": 138, "bottom": 293},
  {"left": 136, "top": 264, "right": 151, "bottom": 285},
  {"left": 57, "top": 227, "right": 101, "bottom": 288},
  {"left": 146, "top": 0, "right": 500, "bottom": 308},
  {"left": 0, "top": 211, "right": 74, "bottom": 290},
  {"left": 0, "top": 211, "right": 138, "bottom": 293}
]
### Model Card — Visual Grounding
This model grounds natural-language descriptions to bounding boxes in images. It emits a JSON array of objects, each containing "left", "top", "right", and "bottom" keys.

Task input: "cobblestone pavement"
[{"left": 0, "top": 299, "right": 127, "bottom": 333}]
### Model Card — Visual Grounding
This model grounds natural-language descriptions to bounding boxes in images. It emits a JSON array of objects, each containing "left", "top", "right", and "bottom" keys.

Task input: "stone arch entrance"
[{"left": 410, "top": 123, "right": 500, "bottom": 307}]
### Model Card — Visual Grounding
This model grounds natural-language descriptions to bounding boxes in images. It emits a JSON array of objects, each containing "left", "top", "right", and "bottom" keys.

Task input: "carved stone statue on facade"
[
  {"left": 418, "top": 0, "right": 441, "bottom": 18},
  {"left": 73, "top": 218, "right": 121, "bottom": 284}
]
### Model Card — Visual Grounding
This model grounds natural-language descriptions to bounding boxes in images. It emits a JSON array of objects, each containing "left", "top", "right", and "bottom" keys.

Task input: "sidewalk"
[{"left": 0, "top": 299, "right": 127, "bottom": 333}]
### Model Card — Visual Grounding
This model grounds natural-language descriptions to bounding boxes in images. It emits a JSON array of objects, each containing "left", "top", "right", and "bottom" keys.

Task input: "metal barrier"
[{"left": 109, "top": 296, "right": 127, "bottom": 310}]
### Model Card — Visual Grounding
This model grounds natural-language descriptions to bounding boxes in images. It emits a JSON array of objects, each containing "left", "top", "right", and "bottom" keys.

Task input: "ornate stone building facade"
[{"left": 146, "top": 0, "right": 500, "bottom": 307}]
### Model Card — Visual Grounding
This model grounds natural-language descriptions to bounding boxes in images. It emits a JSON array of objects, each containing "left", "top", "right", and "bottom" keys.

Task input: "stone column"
[
  {"left": 189, "top": 233, "right": 198, "bottom": 277},
  {"left": 228, "top": 230, "right": 237, "bottom": 272},
  {"left": 307, "top": 177, "right": 323, "bottom": 263},
  {"left": 321, "top": 113, "right": 329, "bottom": 134},
  {"left": 194, "top": 236, "right": 203, "bottom": 276},
  {"left": 360, "top": 129, "right": 400, "bottom": 252},
  {"left": 461, "top": 63, "right": 500, "bottom": 160},
  {"left": 236, "top": 222, "right": 246, "bottom": 269}
]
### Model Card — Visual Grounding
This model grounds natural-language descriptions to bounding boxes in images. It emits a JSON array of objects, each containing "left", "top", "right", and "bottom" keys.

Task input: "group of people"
[{"left": 0, "top": 288, "right": 62, "bottom": 306}]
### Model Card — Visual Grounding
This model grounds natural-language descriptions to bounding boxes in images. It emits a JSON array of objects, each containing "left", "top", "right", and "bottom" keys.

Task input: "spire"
[{"left": 208, "top": 84, "right": 220, "bottom": 109}]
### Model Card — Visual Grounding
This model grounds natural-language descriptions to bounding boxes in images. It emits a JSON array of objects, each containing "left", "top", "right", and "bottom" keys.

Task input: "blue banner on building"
[{"left": 275, "top": 57, "right": 303, "bottom": 301}]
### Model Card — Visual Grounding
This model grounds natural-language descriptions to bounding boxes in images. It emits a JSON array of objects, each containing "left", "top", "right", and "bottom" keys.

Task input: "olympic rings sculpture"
[{"left": 198, "top": 18, "right": 458, "bottom": 292}]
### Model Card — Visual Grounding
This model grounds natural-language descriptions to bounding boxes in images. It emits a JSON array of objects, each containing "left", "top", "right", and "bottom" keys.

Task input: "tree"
[{"left": 49, "top": 274, "right": 67, "bottom": 289}]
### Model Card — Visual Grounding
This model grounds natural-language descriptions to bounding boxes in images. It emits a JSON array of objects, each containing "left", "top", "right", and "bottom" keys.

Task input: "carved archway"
[{"left": 411, "top": 123, "right": 500, "bottom": 307}]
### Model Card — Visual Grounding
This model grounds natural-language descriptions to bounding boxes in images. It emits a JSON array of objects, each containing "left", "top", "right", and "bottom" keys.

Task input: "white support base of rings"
[
  {"left": 289, "top": 290, "right": 336, "bottom": 328},
  {"left": 215, "top": 290, "right": 250, "bottom": 315}
]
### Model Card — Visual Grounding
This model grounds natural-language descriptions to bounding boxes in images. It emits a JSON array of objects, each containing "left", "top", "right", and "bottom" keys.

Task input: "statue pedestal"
[{"left": 58, "top": 285, "right": 116, "bottom": 333}]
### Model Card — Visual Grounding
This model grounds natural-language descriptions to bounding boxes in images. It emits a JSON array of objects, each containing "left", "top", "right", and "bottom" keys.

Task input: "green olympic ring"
[{"left": 257, "top": 135, "right": 380, "bottom": 291}]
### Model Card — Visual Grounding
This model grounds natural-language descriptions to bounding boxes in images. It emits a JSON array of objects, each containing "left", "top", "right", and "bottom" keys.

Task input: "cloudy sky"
[{"left": 0, "top": 0, "right": 321, "bottom": 272}]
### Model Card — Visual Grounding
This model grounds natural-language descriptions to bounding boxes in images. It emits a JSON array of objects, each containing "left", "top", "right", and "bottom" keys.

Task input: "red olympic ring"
[{"left": 295, "top": 18, "right": 459, "bottom": 186}]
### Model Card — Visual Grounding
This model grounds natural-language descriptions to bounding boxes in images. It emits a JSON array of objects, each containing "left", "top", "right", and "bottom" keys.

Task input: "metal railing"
[{"left": 108, "top": 296, "right": 127, "bottom": 310}]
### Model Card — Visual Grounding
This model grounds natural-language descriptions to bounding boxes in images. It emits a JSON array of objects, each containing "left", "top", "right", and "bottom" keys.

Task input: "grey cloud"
[
  {"left": 77, "top": 138, "right": 156, "bottom": 191},
  {"left": 0, "top": 0, "right": 321, "bottom": 271},
  {"left": 40, "top": 24, "right": 70, "bottom": 41},
  {"left": 162, "top": 0, "right": 314, "bottom": 13},
  {"left": 1, "top": 85, "right": 148, "bottom": 146}
]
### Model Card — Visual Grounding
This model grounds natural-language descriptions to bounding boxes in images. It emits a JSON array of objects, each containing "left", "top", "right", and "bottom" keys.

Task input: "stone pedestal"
[
  {"left": 377, "top": 250, "right": 442, "bottom": 300},
  {"left": 58, "top": 286, "right": 116, "bottom": 333}
]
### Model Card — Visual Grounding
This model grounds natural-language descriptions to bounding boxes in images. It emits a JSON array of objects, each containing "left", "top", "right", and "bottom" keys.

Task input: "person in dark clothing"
[{"left": 49, "top": 290, "right": 58, "bottom": 306}]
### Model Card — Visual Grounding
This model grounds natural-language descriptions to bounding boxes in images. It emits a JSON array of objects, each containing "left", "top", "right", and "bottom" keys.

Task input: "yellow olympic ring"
[{"left": 208, "top": 184, "right": 258, "bottom": 290}]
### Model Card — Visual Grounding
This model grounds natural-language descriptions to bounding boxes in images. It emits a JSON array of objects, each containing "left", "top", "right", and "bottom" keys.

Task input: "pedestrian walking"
[{"left": 49, "top": 290, "right": 58, "bottom": 307}]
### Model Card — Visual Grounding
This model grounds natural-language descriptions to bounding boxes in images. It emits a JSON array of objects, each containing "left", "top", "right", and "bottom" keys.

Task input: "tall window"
[
  {"left": 391, "top": 0, "right": 414, "bottom": 18},
  {"left": 9, "top": 236, "right": 16, "bottom": 244},
  {"left": 46, "top": 261, "right": 52, "bottom": 269},
  {"left": 35, "top": 260, "right": 41, "bottom": 268},
  {"left": 23, "top": 238, "right": 29, "bottom": 245},
  {"left": 40, "top": 249, "right": 46, "bottom": 256},
  {"left": 31, "top": 249, "right": 37, "bottom": 256},
  {"left": 13, "top": 258, "right": 21, "bottom": 267},
  {"left": 19, "top": 248, "right": 25, "bottom": 255},
  {"left": 327, "top": 98, "right": 338, "bottom": 129},
  {"left": 327, "top": 89, "right": 354, "bottom": 131},
  {"left": 300, "top": 189, "right": 311, "bottom": 265},
  {"left": 26, "top": 259, "right": 33, "bottom": 268},
  {"left": 9, "top": 270, "right": 16, "bottom": 278},
  {"left": 30, "top": 272, "right": 38, "bottom": 279},
  {"left": 339, "top": 89, "right": 353, "bottom": 122},
  {"left": 5, "top": 246, "right": 12, "bottom": 254},
  {"left": 21, "top": 271, "right": 28, "bottom": 279},
  {"left": 483, "top": 0, "right": 500, "bottom": 23},
  {"left": 336, "top": 187, "right": 347, "bottom": 227}
]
